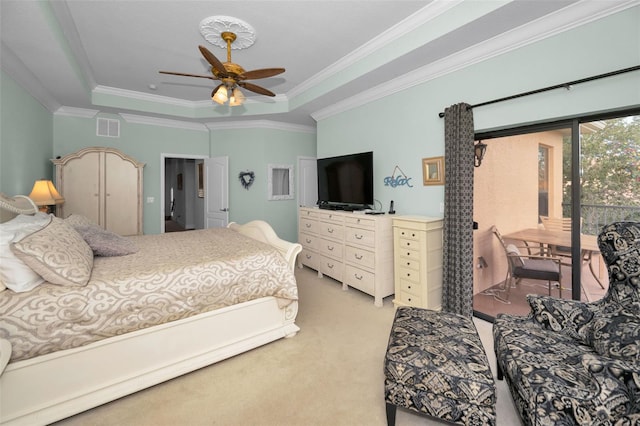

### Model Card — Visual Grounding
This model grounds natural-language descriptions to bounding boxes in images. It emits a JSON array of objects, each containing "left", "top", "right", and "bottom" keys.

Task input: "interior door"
[
  {"left": 204, "top": 156, "right": 228, "bottom": 228},
  {"left": 298, "top": 156, "right": 317, "bottom": 207}
]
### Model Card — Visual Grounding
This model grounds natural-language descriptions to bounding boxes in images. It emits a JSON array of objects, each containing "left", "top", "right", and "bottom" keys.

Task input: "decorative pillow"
[
  {"left": 11, "top": 217, "right": 93, "bottom": 287},
  {"left": 527, "top": 295, "right": 595, "bottom": 344},
  {"left": 64, "top": 214, "right": 94, "bottom": 227},
  {"left": 0, "top": 213, "right": 51, "bottom": 292},
  {"left": 589, "top": 310, "right": 640, "bottom": 362},
  {"left": 74, "top": 224, "right": 138, "bottom": 257}
]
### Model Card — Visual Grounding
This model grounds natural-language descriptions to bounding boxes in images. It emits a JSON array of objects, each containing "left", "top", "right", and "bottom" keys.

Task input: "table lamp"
[{"left": 29, "top": 180, "right": 64, "bottom": 213}]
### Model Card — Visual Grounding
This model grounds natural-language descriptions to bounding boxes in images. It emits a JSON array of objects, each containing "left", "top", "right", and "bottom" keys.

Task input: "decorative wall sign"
[
  {"left": 384, "top": 165, "right": 413, "bottom": 188},
  {"left": 422, "top": 156, "right": 445, "bottom": 186},
  {"left": 238, "top": 171, "right": 255, "bottom": 190}
]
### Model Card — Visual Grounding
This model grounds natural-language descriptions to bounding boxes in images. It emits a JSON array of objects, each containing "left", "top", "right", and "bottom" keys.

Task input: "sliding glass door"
[{"left": 472, "top": 111, "right": 640, "bottom": 320}]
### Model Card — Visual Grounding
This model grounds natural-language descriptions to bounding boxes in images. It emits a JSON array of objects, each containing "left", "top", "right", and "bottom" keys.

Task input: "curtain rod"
[{"left": 438, "top": 65, "right": 640, "bottom": 118}]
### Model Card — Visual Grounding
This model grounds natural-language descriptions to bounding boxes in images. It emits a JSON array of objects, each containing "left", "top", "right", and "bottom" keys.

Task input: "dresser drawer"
[
  {"left": 319, "top": 238, "right": 344, "bottom": 259},
  {"left": 300, "top": 248, "right": 320, "bottom": 270},
  {"left": 397, "top": 266, "right": 419, "bottom": 284},
  {"left": 345, "top": 227, "right": 375, "bottom": 248},
  {"left": 397, "top": 290, "right": 421, "bottom": 307},
  {"left": 344, "top": 215, "right": 375, "bottom": 230},
  {"left": 399, "top": 277, "right": 420, "bottom": 296},
  {"left": 300, "top": 217, "right": 318, "bottom": 234},
  {"left": 299, "top": 232, "right": 318, "bottom": 250},
  {"left": 344, "top": 264, "right": 374, "bottom": 295},
  {"left": 396, "top": 228, "right": 423, "bottom": 241},
  {"left": 319, "top": 257, "right": 343, "bottom": 281},
  {"left": 319, "top": 222, "right": 344, "bottom": 240},
  {"left": 397, "top": 257, "right": 420, "bottom": 271},
  {"left": 345, "top": 245, "right": 375, "bottom": 269},
  {"left": 398, "top": 237, "right": 422, "bottom": 251},
  {"left": 318, "top": 211, "right": 344, "bottom": 224},
  {"left": 397, "top": 246, "right": 421, "bottom": 262},
  {"left": 300, "top": 209, "right": 318, "bottom": 219}
]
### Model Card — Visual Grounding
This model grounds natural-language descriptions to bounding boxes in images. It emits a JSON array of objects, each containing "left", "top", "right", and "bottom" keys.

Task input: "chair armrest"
[{"left": 527, "top": 295, "right": 596, "bottom": 344}]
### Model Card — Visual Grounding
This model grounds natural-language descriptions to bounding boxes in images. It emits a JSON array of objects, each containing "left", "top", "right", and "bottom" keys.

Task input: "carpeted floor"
[{"left": 54, "top": 266, "right": 520, "bottom": 426}]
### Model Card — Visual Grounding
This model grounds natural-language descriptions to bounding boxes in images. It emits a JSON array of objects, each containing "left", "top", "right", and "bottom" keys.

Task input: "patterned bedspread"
[{"left": 0, "top": 228, "right": 298, "bottom": 362}]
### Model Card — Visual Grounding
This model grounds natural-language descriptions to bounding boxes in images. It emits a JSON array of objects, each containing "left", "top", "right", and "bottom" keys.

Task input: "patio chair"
[{"left": 491, "top": 226, "right": 563, "bottom": 304}]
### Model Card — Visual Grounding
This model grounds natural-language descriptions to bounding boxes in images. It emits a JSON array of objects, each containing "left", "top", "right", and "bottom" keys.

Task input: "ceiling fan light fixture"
[
  {"left": 212, "top": 85, "right": 228, "bottom": 104},
  {"left": 229, "top": 87, "right": 245, "bottom": 106}
]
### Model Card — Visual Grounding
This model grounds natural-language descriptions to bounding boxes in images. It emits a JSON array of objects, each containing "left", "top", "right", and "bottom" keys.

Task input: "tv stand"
[{"left": 298, "top": 207, "right": 394, "bottom": 307}]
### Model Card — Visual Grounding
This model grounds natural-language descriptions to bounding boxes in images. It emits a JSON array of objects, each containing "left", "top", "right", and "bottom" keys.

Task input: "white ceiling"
[{"left": 1, "top": 1, "right": 636, "bottom": 128}]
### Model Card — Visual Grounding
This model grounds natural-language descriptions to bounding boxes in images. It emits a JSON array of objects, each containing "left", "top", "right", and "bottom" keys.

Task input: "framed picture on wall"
[{"left": 422, "top": 156, "right": 445, "bottom": 186}]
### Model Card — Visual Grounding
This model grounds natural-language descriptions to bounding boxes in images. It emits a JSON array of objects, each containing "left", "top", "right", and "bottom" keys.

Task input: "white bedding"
[{"left": 0, "top": 227, "right": 298, "bottom": 363}]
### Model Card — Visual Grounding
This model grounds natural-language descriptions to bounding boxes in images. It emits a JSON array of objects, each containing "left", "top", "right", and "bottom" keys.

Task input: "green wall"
[
  {"left": 0, "top": 71, "right": 53, "bottom": 195},
  {"left": 211, "top": 127, "right": 316, "bottom": 242},
  {"left": 317, "top": 6, "right": 640, "bottom": 218}
]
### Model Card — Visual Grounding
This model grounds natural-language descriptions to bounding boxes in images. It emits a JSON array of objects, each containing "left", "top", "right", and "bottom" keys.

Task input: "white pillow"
[{"left": 0, "top": 213, "right": 51, "bottom": 292}]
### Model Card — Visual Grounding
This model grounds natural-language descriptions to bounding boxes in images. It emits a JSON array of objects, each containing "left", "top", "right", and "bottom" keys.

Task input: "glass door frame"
[{"left": 475, "top": 106, "right": 640, "bottom": 304}]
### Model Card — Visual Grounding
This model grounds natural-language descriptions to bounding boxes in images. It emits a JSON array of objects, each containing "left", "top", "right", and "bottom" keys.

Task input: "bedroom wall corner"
[{"left": 1, "top": 71, "right": 54, "bottom": 196}]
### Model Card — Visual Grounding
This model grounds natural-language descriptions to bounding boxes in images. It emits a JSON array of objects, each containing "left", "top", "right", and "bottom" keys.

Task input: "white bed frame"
[{"left": 0, "top": 194, "right": 302, "bottom": 426}]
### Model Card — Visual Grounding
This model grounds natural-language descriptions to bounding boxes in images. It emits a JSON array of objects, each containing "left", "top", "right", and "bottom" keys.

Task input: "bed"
[{"left": 0, "top": 193, "right": 302, "bottom": 426}]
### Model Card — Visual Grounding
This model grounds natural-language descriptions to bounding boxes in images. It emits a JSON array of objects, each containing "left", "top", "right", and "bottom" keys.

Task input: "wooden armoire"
[{"left": 53, "top": 147, "right": 145, "bottom": 236}]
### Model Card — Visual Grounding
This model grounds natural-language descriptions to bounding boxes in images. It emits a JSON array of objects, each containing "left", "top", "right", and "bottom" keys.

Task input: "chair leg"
[{"left": 386, "top": 403, "right": 397, "bottom": 426}]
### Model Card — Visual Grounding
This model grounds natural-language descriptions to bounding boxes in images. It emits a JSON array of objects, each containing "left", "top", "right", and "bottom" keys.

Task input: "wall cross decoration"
[
  {"left": 384, "top": 165, "right": 413, "bottom": 188},
  {"left": 238, "top": 171, "right": 255, "bottom": 190}
]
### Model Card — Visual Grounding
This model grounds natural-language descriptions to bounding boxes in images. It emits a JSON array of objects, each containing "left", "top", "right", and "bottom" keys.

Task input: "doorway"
[{"left": 161, "top": 154, "right": 208, "bottom": 233}]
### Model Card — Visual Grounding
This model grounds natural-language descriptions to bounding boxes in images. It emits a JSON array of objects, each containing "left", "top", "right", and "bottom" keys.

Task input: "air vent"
[{"left": 96, "top": 118, "right": 120, "bottom": 138}]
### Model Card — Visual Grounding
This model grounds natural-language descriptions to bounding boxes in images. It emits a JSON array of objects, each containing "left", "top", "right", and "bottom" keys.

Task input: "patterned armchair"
[{"left": 493, "top": 221, "right": 640, "bottom": 425}]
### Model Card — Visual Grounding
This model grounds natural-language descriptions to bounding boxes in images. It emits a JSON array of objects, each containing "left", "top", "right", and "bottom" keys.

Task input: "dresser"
[
  {"left": 53, "top": 147, "right": 145, "bottom": 236},
  {"left": 392, "top": 216, "right": 444, "bottom": 310},
  {"left": 298, "top": 207, "right": 394, "bottom": 306}
]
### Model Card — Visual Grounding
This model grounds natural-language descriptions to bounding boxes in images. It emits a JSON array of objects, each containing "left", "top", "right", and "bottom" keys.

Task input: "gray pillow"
[{"left": 74, "top": 224, "right": 138, "bottom": 257}]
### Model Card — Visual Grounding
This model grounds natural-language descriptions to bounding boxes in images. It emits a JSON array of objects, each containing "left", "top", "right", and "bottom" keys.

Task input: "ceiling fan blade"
[
  {"left": 238, "top": 81, "right": 276, "bottom": 97},
  {"left": 239, "top": 68, "right": 285, "bottom": 80},
  {"left": 159, "top": 71, "right": 217, "bottom": 80},
  {"left": 198, "top": 45, "right": 228, "bottom": 77}
]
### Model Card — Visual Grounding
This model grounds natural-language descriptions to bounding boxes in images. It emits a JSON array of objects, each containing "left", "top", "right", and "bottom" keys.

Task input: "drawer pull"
[
  {"left": 305, "top": 254, "right": 312, "bottom": 259},
  {"left": 354, "top": 254, "right": 363, "bottom": 260},
  {"left": 406, "top": 262, "right": 410, "bottom": 266},
  {"left": 405, "top": 242, "right": 411, "bottom": 247},
  {"left": 354, "top": 273, "right": 363, "bottom": 280},
  {"left": 355, "top": 234, "right": 363, "bottom": 239},
  {"left": 328, "top": 228, "right": 334, "bottom": 233},
  {"left": 412, "top": 233, "right": 416, "bottom": 237},
  {"left": 305, "top": 223, "right": 311, "bottom": 228},
  {"left": 406, "top": 252, "right": 411, "bottom": 256},
  {"left": 327, "top": 263, "right": 334, "bottom": 269},
  {"left": 401, "top": 231, "right": 406, "bottom": 236},
  {"left": 306, "top": 238, "right": 312, "bottom": 243},
  {"left": 408, "top": 297, "right": 412, "bottom": 302},
  {"left": 406, "top": 273, "right": 411, "bottom": 278},
  {"left": 327, "top": 245, "right": 334, "bottom": 251}
]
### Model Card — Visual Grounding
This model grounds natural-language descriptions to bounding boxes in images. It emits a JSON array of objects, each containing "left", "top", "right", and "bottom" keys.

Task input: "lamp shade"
[
  {"left": 29, "top": 180, "right": 64, "bottom": 206},
  {"left": 229, "top": 87, "right": 245, "bottom": 106},
  {"left": 212, "top": 85, "right": 228, "bottom": 105}
]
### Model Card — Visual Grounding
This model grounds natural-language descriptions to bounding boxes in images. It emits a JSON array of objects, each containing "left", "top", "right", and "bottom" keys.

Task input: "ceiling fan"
[{"left": 159, "top": 31, "right": 285, "bottom": 106}]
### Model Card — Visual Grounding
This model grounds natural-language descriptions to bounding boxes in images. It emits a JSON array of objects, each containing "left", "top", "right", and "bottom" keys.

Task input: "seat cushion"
[
  {"left": 385, "top": 307, "right": 496, "bottom": 425},
  {"left": 494, "top": 315, "right": 637, "bottom": 425}
]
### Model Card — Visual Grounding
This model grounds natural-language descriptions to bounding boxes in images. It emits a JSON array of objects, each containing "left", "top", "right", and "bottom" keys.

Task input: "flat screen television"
[{"left": 317, "top": 151, "right": 374, "bottom": 210}]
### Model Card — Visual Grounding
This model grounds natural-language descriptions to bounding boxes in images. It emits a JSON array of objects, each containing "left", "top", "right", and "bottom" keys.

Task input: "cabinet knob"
[
  {"left": 406, "top": 273, "right": 411, "bottom": 278},
  {"left": 306, "top": 238, "right": 311, "bottom": 243},
  {"left": 408, "top": 285, "right": 412, "bottom": 290}
]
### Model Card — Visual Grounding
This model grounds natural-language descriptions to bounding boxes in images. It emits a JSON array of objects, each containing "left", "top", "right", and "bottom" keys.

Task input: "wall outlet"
[{"left": 146, "top": 197, "right": 154, "bottom": 203}]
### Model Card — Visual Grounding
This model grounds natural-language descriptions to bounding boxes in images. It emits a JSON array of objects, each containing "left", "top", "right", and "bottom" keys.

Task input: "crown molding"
[
  {"left": 54, "top": 106, "right": 100, "bottom": 118},
  {"left": 206, "top": 119, "right": 315, "bottom": 134},
  {"left": 119, "top": 113, "right": 209, "bottom": 132},
  {"left": 312, "top": 0, "right": 639, "bottom": 121},
  {"left": 1, "top": 42, "right": 62, "bottom": 113},
  {"left": 288, "top": 0, "right": 463, "bottom": 99}
]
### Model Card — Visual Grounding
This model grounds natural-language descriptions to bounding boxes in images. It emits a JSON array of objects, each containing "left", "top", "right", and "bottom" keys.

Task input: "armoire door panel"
[{"left": 59, "top": 151, "right": 101, "bottom": 223}]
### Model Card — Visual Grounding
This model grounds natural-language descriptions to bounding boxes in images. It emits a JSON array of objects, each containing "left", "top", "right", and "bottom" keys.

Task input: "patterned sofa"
[{"left": 493, "top": 221, "right": 640, "bottom": 426}]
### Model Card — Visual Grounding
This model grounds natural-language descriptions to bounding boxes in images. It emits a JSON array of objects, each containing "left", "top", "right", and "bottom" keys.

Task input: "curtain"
[{"left": 442, "top": 103, "right": 475, "bottom": 316}]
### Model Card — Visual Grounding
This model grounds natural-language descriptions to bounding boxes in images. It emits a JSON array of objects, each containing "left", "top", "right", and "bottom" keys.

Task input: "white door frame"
[{"left": 160, "top": 153, "right": 208, "bottom": 233}]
